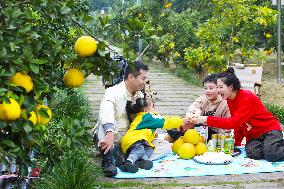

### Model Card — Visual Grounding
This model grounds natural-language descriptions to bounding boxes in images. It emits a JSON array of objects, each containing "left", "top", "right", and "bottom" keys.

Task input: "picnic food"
[
  {"left": 183, "top": 129, "right": 200, "bottom": 145},
  {"left": 195, "top": 142, "right": 208, "bottom": 155},
  {"left": 172, "top": 137, "right": 184, "bottom": 154},
  {"left": 193, "top": 152, "right": 233, "bottom": 164},
  {"left": 178, "top": 143, "right": 196, "bottom": 159}
]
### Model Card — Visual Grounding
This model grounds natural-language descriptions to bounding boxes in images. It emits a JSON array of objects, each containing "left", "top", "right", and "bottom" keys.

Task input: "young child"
[
  {"left": 166, "top": 74, "right": 231, "bottom": 142},
  {"left": 119, "top": 97, "right": 185, "bottom": 173}
]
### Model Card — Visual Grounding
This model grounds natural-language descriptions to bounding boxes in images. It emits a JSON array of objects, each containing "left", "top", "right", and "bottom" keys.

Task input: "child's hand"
[{"left": 181, "top": 118, "right": 194, "bottom": 131}]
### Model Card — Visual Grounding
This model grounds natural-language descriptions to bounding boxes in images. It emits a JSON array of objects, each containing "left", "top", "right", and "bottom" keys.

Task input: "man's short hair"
[{"left": 124, "top": 61, "right": 149, "bottom": 80}]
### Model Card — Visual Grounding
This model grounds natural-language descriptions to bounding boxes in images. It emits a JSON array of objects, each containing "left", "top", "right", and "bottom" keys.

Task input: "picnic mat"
[{"left": 114, "top": 148, "right": 284, "bottom": 178}]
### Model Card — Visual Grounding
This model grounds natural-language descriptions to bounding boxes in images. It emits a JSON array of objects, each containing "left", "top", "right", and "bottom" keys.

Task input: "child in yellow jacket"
[{"left": 119, "top": 97, "right": 184, "bottom": 173}]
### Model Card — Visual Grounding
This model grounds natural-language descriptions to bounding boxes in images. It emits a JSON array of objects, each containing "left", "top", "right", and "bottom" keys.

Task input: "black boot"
[
  {"left": 119, "top": 160, "right": 138, "bottom": 173},
  {"left": 113, "top": 144, "right": 126, "bottom": 167},
  {"left": 135, "top": 160, "right": 153, "bottom": 170},
  {"left": 101, "top": 150, "right": 118, "bottom": 177}
]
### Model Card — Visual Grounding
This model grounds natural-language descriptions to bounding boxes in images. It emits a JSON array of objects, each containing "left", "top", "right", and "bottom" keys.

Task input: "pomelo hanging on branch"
[
  {"left": 36, "top": 105, "right": 52, "bottom": 125},
  {"left": 74, "top": 36, "right": 97, "bottom": 57},
  {"left": 0, "top": 98, "right": 21, "bottom": 121},
  {"left": 63, "top": 68, "right": 85, "bottom": 88},
  {"left": 10, "top": 72, "right": 33, "bottom": 93},
  {"left": 28, "top": 111, "right": 37, "bottom": 125}
]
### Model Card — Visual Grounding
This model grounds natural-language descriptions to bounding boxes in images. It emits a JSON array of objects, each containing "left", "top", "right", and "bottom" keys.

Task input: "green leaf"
[
  {"left": 32, "top": 59, "right": 48, "bottom": 65},
  {"left": 18, "top": 25, "right": 31, "bottom": 33},
  {"left": 23, "top": 124, "right": 32, "bottom": 133},
  {"left": 98, "top": 49, "right": 105, "bottom": 57},
  {"left": 0, "top": 121, "right": 7, "bottom": 129},
  {"left": 29, "top": 64, "right": 39, "bottom": 74},
  {"left": 83, "top": 15, "right": 93, "bottom": 22},
  {"left": 9, "top": 147, "right": 20, "bottom": 153},
  {"left": 9, "top": 42, "right": 16, "bottom": 51},
  {"left": 0, "top": 47, "right": 7, "bottom": 57},
  {"left": 11, "top": 8, "right": 22, "bottom": 18},
  {"left": 0, "top": 88, "right": 8, "bottom": 93},
  {"left": 2, "top": 140, "right": 16, "bottom": 148},
  {"left": 60, "top": 7, "right": 71, "bottom": 15},
  {"left": 38, "top": 108, "right": 50, "bottom": 118}
]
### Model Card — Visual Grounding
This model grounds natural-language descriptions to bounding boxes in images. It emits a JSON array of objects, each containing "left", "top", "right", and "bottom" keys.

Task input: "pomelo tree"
[
  {"left": 0, "top": 0, "right": 117, "bottom": 177},
  {"left": 184, "top": 0, "right": 278, "bottom": 75}
]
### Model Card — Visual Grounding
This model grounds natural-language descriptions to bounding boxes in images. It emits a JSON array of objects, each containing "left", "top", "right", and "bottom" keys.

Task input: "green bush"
[
  {"left": 34, "top": 150, "right": 102, "bottom": 189},
  {"left": 49, "top": 88, "right": 94, "bottom": 124},
  {"left": 175, "top": 66, "right": 202, "bottom": 87},
  {"left": 265, "top": 103, "right": 284, "bottom": 125},
  {"left": 36, "top": 88, "right": 94, "bottom": 171}
]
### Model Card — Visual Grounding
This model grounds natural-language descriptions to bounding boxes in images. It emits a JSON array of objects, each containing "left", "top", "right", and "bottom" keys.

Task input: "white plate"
[{"left": 193, "top": 152, "right": 233, "bottom": 165}]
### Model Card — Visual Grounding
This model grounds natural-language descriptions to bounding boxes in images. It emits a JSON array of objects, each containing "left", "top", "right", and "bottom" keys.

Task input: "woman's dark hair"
[
  {"left": 217, "top": 67, "right": 241, "bottom": 90},
  {"left": 126, "top": 97, "right": 148, "bottom": 123},
  {"left": 203, "top": 74, "right": 217, "bottom": 86},
  {"left": 124, "top": 61, "right": 149, "bottom": 80}
]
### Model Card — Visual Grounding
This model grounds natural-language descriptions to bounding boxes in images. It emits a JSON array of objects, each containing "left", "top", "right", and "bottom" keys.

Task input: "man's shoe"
[
  {"left": 101, "top": 150, "right": 118, "bottom": 177},
  {"left": 102, "top": 164, "right": 118, "bottom": 177},
  {"left": 119, "top": 160, "right": 138, "bottom": 173},
  {"left": 113, "top": 145, "right": 126, "bottom": 167},
  {"left": 135, "top": 160, "right": 153, "bottom": 170}
]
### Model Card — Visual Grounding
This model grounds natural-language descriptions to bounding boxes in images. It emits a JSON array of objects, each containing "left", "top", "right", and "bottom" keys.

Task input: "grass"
[{"left": 94, "top": 179, "right": 284, "bottom": 188}]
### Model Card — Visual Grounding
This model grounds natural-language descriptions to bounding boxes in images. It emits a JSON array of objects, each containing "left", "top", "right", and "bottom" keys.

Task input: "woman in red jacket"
[{"left": 191, "top": 67, "right": 283, "bottom": 162}]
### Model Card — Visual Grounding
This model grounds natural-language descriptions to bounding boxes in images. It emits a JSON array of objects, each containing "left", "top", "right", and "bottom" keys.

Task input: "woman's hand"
[{"left": 191, "top": 115, "right": 207, "bottom": 124}]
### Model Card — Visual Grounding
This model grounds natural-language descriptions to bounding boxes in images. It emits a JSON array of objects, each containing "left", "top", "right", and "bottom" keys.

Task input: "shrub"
[
  {"left": 35, "top": 88, "right": 94, "bottom": 172},
  {"left": 265, "top": 103, "right": 284, "bottom": 125},
  {"left": 34, "top": 150, "right": 102, "bottom": 189},
  {"left": 49, "top": 88, "right": 94, "bottom": 124},
  {"left": 175, "top": 66, "right": 202, "bottom": 87}
]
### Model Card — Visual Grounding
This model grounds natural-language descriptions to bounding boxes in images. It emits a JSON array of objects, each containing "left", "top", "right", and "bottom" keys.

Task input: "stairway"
[{"left": 82, "top": 65, "right": 203, "bottom": 119}]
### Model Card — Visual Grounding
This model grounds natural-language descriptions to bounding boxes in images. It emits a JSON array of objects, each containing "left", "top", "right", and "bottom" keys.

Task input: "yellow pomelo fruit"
[
  {"left": 183, "top": 129, "right": 200, "bottom": 145},
  {"left": 265, "top": 33, "right": 272, "bottom": 38},
  {"left": 164, "top": 2, "right": 172, "bottom": 9},
  {"left": 74, "top": 36, "right": 97, "bottom": 57},
  {"left": 63, "top": 68, "right": 85, "bottom": 88},
  {"left": 195, "top": 142, "right": 208, "bottom": 155},
  {"left": 172, "top": 137, "right": 184, "bottom": 154},
  {"left": 28, "top": 111, "right": 37, "bottom": 125},
  {"left": 36, "top": 105, "right": 52, "bottom": 125},
  {"left": 10, "top": 72, "right": 33, "bottom": 93},
  {"left": 0, "top": 98, "right": 21, "bottom": 121},
  {"left": 178, "top": 143, "right": 196, "bottom": 159},
  {"left": 0, "top": 105, "right": 4, "bottom": 120}
]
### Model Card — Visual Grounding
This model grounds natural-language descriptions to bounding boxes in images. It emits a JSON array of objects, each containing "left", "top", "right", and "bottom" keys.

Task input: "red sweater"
[{"left": 207, "top": 89, "right": 281, "bottom": 146}]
